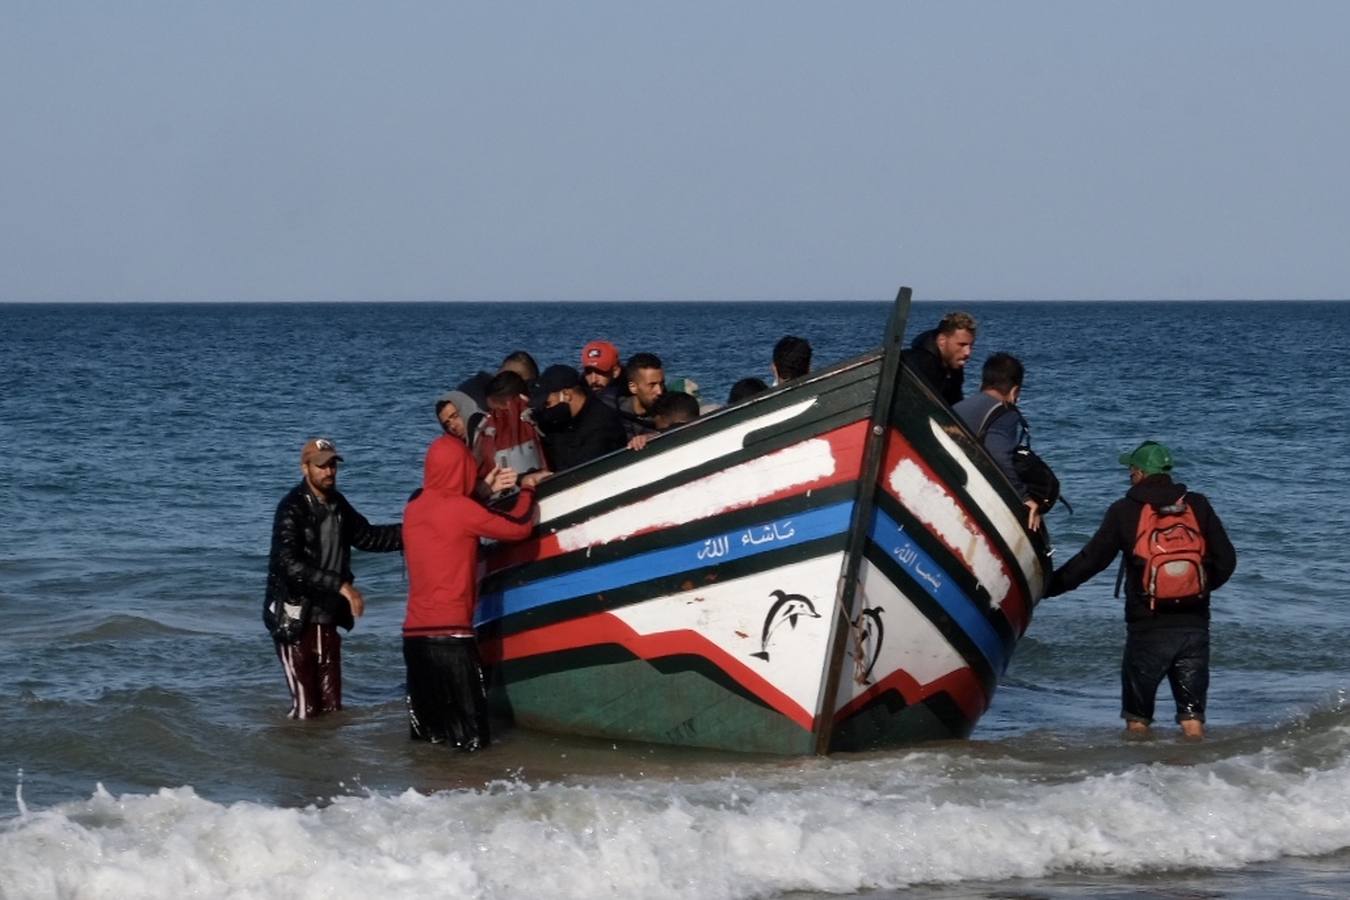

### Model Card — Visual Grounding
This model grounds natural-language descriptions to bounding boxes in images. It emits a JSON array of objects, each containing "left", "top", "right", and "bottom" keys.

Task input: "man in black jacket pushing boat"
[{"left": 1046, "top": 441, "right": 1236, "bottom": 738}]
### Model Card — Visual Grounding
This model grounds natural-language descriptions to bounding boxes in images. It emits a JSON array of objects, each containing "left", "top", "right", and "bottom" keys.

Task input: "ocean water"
[{"left": 2, "top": 299, "right": 1349, "bottom": 899}]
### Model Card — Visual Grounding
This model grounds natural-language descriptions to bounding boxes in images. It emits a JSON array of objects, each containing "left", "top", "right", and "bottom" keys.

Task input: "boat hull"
[{"left": 478, "top": 294, "right": 1050, "bottom": 754}]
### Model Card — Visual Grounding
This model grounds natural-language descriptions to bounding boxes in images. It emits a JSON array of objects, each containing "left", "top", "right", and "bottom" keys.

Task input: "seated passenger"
[
  {"left": 952, "top": 352, "right": 1040, "bottom": 532},
  {"left": 580, "top": 339, "right": 624, "bottom": 409},
  {"left": 627, "top": 391, "right": 701, "bottom": 450},
  {"left": 430, "top": 391, "right": 516, "bottom": 499},
  {"left": 498, "top": 350, "right": 540, "bottom": 385},
  {"left": 727, "top": 377, "right": 769, "bottom": 405},
  {"left": 473, "top": 370, "right": 546, "bottom": 484},
  {"left": 528, "top": 364, "right": 627, "bottom": 475},
  {"left": 771, "top": 335, "right": 812, "bottom": 384},
  {"left": 617, "top": 352, "right": 665, "bottom": 439},
  {"left": 901, "top": 311, "right": 976, "bottom": 405}
]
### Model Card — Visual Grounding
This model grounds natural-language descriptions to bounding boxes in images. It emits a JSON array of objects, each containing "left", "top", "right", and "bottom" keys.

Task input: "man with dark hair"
[
  {"left": 627, "top": 391, "right": 701, "bottom": 451},
  {"left": 473, "top": 369, "right": 545, "bottom": 483},
  {"left": 618, "top": 352, "right": 665, "bottom": 439},
  {"left": 499, "top": 350, "right": 540, "bottom": 384},
  {"left": 902, "top": 311, "right": 977, "bottom": 405},
  {"left": 529, "top": 364, "right": 627, "bottom": 473},
  {"left": 1047, "top": 441, "right": 1237, "bottom": 739},
  {"left": 772, "top": 335, "right": 812, "bottom": 384},
  {"left": 263, "top": 438, "right": 403, "bottom": 720},
  {"left": 484, "top": 370, "right": 529, "bottom": 410},
  {"left": 727, "top": 377, "right": 769, "bottom": 405},
  {"left": 953, "top": 352, "right": 1040, "bottom": 532}
]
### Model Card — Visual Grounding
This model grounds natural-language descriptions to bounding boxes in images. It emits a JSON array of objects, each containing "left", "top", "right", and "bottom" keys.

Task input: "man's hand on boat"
[
  {"left": 1024, "top": 499, "right": 1042, "bottom": 533},
  {"left": 521, "top": 470, "right": 551, "bottom": 489},
  {"left": 627, "top": 434, "right": 653, "bottom": 451}
]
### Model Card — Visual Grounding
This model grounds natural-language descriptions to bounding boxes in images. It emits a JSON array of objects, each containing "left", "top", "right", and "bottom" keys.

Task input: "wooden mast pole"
[{"left": 812, "top": 285, "right": 912, "bottom": 755}]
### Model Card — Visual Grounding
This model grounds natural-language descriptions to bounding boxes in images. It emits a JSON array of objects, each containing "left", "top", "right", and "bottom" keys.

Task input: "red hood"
[{"left": 423, "top": 435, "right": 478, "bottom": 496}]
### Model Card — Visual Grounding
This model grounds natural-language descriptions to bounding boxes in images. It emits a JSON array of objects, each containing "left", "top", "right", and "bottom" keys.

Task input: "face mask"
[{"left": 535, "top": 402, "right": 573, "bottom": 430}]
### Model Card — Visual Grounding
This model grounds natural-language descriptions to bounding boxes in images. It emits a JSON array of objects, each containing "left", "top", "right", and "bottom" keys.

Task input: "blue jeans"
[{"left": 1121, "top": 626, "right": 1209, "bottom": 724}]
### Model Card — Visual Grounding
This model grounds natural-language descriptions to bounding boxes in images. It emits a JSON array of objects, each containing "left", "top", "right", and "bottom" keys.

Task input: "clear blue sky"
[{"left": 3, "top": 2, "right": 1347, "bottom": 302}]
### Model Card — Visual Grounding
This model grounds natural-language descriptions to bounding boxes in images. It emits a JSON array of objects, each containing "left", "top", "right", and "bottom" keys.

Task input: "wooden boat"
[{"left": 476, "top": 288, "right": 1050, "bottom": 754}]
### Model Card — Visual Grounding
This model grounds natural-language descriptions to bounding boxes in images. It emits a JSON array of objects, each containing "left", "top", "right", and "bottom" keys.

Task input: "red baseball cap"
[{"left": 580, "top": 340, "right": 620, "bottom": 372}]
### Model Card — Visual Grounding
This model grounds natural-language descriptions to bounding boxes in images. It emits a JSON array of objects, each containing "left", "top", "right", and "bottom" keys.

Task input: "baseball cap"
[
  {"left": 529, "top": 364, "right": 583, "bottom": 409},
  {"left": 1118, "top": 440, "right": 1173, "bottom": 475},
  {"left": 581, "top": 340, "right": 620, "bottom": 373},
  {"left": 301, "top": 437, "right": 343, "bottom": 466}
]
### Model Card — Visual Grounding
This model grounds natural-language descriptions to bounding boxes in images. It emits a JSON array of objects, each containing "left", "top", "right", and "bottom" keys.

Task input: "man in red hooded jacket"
[{"left": 401, "top": 435, "right": 537, "bottom": 751}]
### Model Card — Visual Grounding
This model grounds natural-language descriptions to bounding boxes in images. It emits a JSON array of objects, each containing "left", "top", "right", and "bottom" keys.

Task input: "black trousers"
[
  {"left": 403, "top": 636, "right": 491, "bottom": 751},
  {"left": 1121, "top": 626, "right": 1209, "bottom": 724}
]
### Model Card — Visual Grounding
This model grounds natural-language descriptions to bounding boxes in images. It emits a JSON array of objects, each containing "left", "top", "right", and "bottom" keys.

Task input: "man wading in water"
[
  {"left": 263, "top": 438, "right": 403, "bottom": 719},
  {"left": 1047, "top": 441, "right": 1236, "bottom": 738}
]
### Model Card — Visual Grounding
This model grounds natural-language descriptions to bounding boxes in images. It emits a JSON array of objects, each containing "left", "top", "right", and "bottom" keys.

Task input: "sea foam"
[{"left": 6, "top": 729, "right": 1350, "bottom": 900}]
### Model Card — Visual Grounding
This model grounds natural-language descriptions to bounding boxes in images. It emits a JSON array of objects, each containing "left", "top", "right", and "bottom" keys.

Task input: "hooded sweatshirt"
[
  {"left": 402, "top": 436, "right": 536, "bottom": 637},
  {"left": 1047, "top": 474, "right": 1236, "bottom": 630}
]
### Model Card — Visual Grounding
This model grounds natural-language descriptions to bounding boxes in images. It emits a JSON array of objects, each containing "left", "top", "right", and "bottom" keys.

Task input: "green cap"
[{"left": 1119, "top": 440, "right": 1173, "bottom": 475}]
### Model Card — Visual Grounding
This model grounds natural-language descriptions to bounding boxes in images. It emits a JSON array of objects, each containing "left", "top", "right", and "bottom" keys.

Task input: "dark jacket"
[
  {"left": 616, "top": 395, "right": 657, "bottom": 440},
  {"left": 1047, "top": 475, "right": 1236, "bottom": 630},
  {"left": 901, "top": 329, "right": 964, "bottom": 406},
  {"left": 263, "top": 481, "right": 403, "bottom": 641},
  {"left": 542, "top": 396, "right": 627, "bottom": 472}
]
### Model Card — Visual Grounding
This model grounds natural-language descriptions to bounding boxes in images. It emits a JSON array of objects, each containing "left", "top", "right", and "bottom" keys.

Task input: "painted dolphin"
[
  {"left": 854, "top": 605, "right": 885, "bottom": 684},
  {"left": 750, "top": 589, "right": 821, "bottom": 662}
]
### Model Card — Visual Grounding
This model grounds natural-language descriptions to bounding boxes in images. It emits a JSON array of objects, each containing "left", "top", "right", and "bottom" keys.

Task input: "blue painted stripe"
[
  {"left": 868, "top": 509, "right": 1009, "bottom": 674},
  {"left": 476, "top": 501, "right": 854, "bottom": 626}
]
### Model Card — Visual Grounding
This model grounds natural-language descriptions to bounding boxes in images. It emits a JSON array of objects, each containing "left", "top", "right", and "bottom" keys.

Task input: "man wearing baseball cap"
[
  {"left": 1046, "top": 440, "right": 1236, "bottom": 738},
  {"left": 580, "top": 340, "right": 622, "bottom": 393},
  {"left": 263, "top": 437, "right": 403, "bottom": 719}
]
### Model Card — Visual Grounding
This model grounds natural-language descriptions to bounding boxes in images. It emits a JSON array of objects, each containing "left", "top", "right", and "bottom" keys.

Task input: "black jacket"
[
  {"left": 542, "top": 396, "right": 627, "bottom": 472},
  {"left": 263, "top": 481, "right": 403, "bottom": 640},
  {"left": 1047, "top": 475, "right": 1236, "bottom": 629},
  {"left": 901, "top": 329, "right": 964, "bottom": 406}
]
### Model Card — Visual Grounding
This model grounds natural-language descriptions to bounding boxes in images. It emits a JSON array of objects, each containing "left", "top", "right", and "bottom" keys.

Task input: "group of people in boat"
[
  {"left": 263, "top": 332, "right": 816, "bottom": 751},
  {"left": 263, "top": 310, "right": 1235, "bottom": 750}
]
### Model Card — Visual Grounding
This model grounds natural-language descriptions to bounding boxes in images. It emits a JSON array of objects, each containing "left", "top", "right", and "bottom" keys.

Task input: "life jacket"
[
  {"left": 472, "top": 395, "right": 547, "bottom": 478},
  {"left": 1133, "top": 496, "right": 1207, "bottom": 609}
]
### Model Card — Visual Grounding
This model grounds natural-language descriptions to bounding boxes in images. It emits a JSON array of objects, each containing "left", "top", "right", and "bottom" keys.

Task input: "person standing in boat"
[
  {"left": 902, "top": 311, "right": 977, "bottom": 405},
  {"left": 401, "top": 435, "right": 537, "bottom": 751},
  {"left": 953, "top": 352, "right": 1041, "bottom": 532},
  {"left": 771, "top": 335, "right": 812, "bottom": 385},
  {"left": 263, "top": 437, "right": 403, "bottom": 720},
  {"left": 529, "top": 364, "right": 627, "bottom": 475},
  {"left": 1046, "top": 441, "right": 1236, "bottom": 739}
]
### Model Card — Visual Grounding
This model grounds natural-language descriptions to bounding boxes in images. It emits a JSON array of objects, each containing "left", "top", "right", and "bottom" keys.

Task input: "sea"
[{"left": 2, "top": 299, "right": 1349, "bottom": 899}]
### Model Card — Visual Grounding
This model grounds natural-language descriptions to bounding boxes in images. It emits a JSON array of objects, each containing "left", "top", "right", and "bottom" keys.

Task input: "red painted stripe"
[
  {"left": 481, "top": 612, "right": 817, "bottom": 732},
  {"left": 833, "top": 663, "right": 989, "bottom": 724},
  {"left": 877, "top": 430, "right": 1031, "bottom": 635},
  {"left": 485, "top": 420, "right": 869, "bottom": 575}
]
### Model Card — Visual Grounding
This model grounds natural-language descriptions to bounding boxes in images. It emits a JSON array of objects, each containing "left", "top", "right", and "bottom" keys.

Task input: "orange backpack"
[{"left": 1133, "top": 496, "right": 1207, "bottom": 609}]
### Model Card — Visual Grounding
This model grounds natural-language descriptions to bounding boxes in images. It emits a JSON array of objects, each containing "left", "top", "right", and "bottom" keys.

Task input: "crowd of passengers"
[{"left": 432, "top": 334, "right": 815, "bottom": 495}]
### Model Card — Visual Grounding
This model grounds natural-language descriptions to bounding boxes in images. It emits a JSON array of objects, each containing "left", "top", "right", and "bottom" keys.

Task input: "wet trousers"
[
  {"left": 275, "top": 623, "right": 342, "bottom": 719},
  {"left": 1121, "top": 625, "right": 1209, "bottom": 724},
  {"left": 403, "top": 636, "right": 490, "bottom": 752}
]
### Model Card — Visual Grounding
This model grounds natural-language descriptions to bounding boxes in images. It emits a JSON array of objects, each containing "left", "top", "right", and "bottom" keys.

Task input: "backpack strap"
[{"left": 975, "top": 401, "right": 1014, "bottom": 441}]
